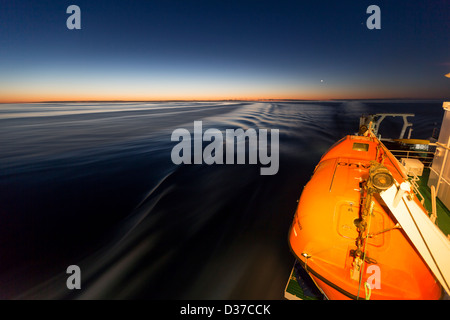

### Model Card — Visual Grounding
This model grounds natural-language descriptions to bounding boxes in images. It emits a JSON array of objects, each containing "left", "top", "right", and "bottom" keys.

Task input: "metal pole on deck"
[{"left": 436, "top": 136, "right": 450, "bottom": 194}]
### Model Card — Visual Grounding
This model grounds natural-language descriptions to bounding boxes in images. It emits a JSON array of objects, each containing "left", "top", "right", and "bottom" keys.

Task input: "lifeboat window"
[{"left": 352, "top": 142, "right": 369, "bottom": 151}]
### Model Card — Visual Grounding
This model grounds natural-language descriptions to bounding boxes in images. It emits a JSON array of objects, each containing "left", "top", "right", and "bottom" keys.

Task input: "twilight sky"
[{"left": 0, "top": 0, "right": 449, "bottom": 102}]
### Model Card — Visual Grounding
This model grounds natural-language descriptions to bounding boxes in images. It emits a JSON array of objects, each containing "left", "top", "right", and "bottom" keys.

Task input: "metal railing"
[
  {"left": 409, "top": 173, "right": 425, "bottom": 205},
  {"left": 386, "top": 148, "right": 435, "bottom": 207},
  {"left": 387, "top": 149, "right": 436, "bottom": 168}
]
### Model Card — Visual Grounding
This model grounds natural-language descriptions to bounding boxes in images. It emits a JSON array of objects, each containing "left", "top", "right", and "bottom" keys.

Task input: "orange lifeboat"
[{"left": 288, "top": 133, "right": 444, "bottom": 299}]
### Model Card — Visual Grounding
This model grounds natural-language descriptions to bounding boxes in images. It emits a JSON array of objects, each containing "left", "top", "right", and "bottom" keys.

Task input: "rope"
[
  {"left": 364, "top": 282, "right": 372, "bottom": 300},
  {"left": 302, "top": 254, "right": 326, "bottom": 299},
  {"left": 357, "top": 200, "right": 374, "bottom": 300},
  {"left": 302, "top": 252, "right": 311, "bottom": 274}
]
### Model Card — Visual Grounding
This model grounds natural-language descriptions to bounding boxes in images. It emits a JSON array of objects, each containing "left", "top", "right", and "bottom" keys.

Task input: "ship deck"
[{"left": 416, "top": 168, "right": 450, "bottom": 237}]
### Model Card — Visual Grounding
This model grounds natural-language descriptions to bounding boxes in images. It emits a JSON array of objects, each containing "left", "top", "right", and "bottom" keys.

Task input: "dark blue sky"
[{"left": 0, "top": 0, "right": 449, "bottom": 101}]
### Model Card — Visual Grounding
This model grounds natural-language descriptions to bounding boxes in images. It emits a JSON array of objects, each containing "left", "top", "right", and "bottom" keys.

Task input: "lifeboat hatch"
[
  {"left": 352, "top": 142, "right": 369, "bottom": 152},
  {"left": 336, "top": 201, "right": 385, "bottom": 247},
  {"left": 336, "top": 201, "right": 359, "bottom": 240}
]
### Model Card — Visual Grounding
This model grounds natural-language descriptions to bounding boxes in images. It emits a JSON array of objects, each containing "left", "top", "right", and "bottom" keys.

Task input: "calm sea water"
[{"left": 0, "top": 100, "right": 445, "bottom": 299}]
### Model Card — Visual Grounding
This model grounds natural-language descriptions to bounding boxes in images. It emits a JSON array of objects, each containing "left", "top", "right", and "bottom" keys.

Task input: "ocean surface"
[{"left": 0, "top": 100, "right": 445, "bottom": 299}]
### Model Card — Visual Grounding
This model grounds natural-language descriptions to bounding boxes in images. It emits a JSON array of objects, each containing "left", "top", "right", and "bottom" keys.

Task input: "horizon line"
[{"left": 1, "top": 97, "right": 449, "bottom": 104}]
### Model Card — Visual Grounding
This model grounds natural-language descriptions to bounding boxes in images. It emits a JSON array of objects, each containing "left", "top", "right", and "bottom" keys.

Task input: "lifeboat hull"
[{"left": 288, "top": 135, "right": 442, "bottom": 300}]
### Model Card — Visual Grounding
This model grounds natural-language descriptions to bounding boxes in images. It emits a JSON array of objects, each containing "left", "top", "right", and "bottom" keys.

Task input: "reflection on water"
[{"left": 0, "top": 100, "right": 444, "bottom": 299}]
